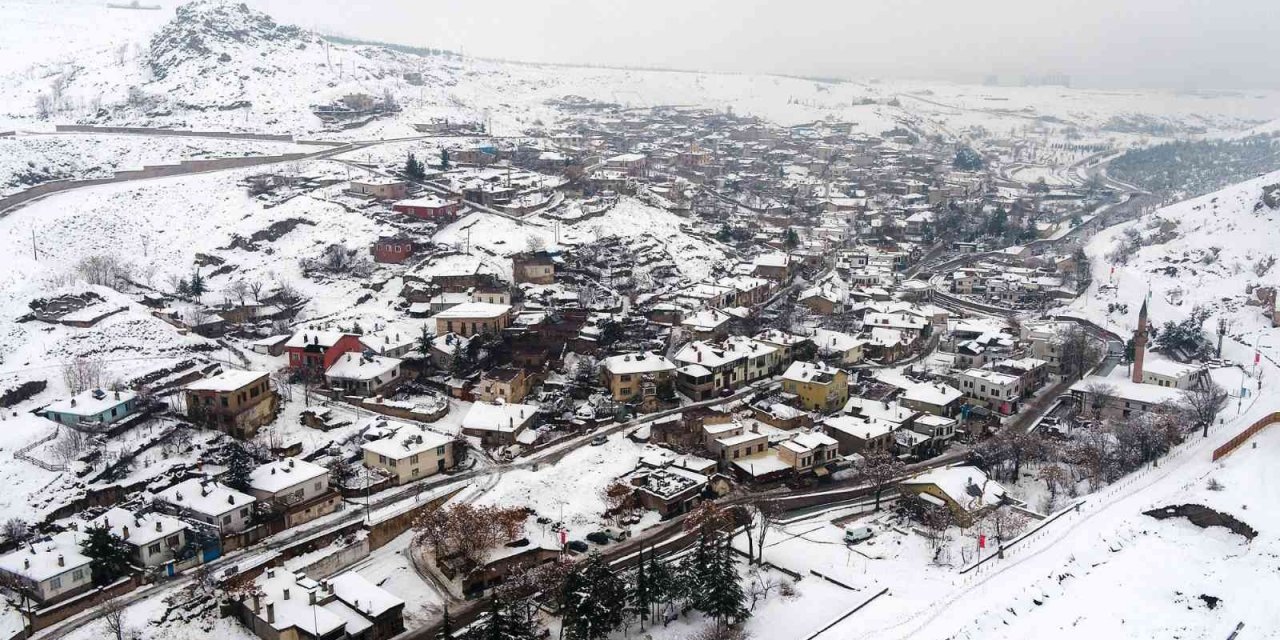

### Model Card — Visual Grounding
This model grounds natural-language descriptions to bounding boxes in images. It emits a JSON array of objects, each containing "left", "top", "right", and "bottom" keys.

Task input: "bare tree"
[
  {"left": 52, "top": 429, "right": 87, "bottom": 464},
  {"left": 2, "top": 518, "right": 31, "bottom": 543},
  {"left": 857, "top": 450, "right": 906, "bottom": 511},
  {"left": 225, "top": 280, "right": 249, "bottom": 307},
  {"left": 744, "top": 568, "right": 779, "bottom": 612},
  {"left": 1058, "top": 325, "right": 1101, "bottom": 379},
  {"left": 35, "top": 93, "right": 52, "bottom": 119},
  {"left": 1082, "top": 381, "right": 1117, "bottom": 420},
  {"left": 115, "top": 43, "right": 129, "bottom": 66},
  {"left": 983, "top": 508, "right": 1030, "bottom": 558},
  {"left": 248, "top": 281, "right": 264, "bottom": 303},
  {"left": 1179, "top": 383, "right": 1229, "bottom": 438},
  {"left": 75, "top": 254, "right": 133, "bottom": 290},
  {"left": 62, "top": 357, "right": 105, "bottom": 394},
  {"left": 101, "top": 597, "right": 137, "bottom": 640}
]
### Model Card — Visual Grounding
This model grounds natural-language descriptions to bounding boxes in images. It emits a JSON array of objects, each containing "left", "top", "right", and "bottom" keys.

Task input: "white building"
[
  {"left": 155, "top": 478, "right": 257, "bottom": 536},
  {"left": 955, "top": 368, "right": 1022, "bottom": 411},
  {"left": 0, "top": 532, "right": 92, "bottom": 604},
  {"left": 362, "top": 423, "right": 455, "bottom": 485},
  {"left": 324, "top": 353, "right": 403, "bottom": 397},
  {"left": 91, "top": 507, "right": 189, "bottom": 569}
]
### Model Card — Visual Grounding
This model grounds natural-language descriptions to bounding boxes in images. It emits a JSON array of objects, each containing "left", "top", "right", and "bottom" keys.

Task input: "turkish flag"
[
  {"left": 979, "top": 534, "right": 986, "bottom": 549},
  {"left": 559, "top": 530, "right": 567, "bottom": 546},
  {"left": 1256, "top": 352, "right": 1261, "bottom": 365}
]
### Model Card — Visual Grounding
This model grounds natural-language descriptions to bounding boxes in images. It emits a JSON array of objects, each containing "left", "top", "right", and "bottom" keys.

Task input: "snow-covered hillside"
[
  {"left": 3, "top": 0, "right": 1279, "bottom": 140},
  {"left": 1062, "top": 170, "right": 1280, "bottom": 358}
]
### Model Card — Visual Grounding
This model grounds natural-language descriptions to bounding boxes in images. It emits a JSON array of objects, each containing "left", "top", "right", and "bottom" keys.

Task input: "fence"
[
  {"left": 1212, "top": 411, "right": 1280, "bottom": 461},
  {"left": 13, "top": 426, "right": 64, "bottom": 472}
]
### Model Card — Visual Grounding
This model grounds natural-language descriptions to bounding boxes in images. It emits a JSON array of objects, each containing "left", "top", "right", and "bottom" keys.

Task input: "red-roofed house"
[{"left": 285, "top": 331, "right": 364, "bottom": 378}]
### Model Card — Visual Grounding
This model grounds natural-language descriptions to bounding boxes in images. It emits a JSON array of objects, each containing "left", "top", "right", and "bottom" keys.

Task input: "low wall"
[
  {"left": 293, "top": 537, "right": 371, "bottom": 579},
  {"left": 367, "top": 486, "right": 462, "bottom": 550},
  {"left": 1212, "top": 411, "right": 1280, "bottom": 461},
  {"left": 0, "top": 151, "right": 317, "bottom": 215},
  {"left": 29, "top": 576, "right": 141, "bottom": 632},
  {"left": 54, "top": 124, "right": 295, "bottom": 142}
]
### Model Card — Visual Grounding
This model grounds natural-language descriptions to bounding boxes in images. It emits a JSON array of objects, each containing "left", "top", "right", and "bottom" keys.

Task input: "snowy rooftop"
[
  {"left": 329, "top": 571, "right": 404, "bottom": 617},
  {"left": 901, "top": 465, "right": 1006, "bottom": 511},
  {"left": 782, "top": 361, "right": 841, "bottom": 383},
  {"left": 0, "top": 531, "right": 90, "bottom": 582},
  {"left": 92, "top": 507, "right": 189, "bottom": 548},
  {"left": 186, "top": 370, "right": 268, "bottom": 392},
  {"left": 434, "top": 302, "right": 512, "bottom": 319},
  {"left": 42, "top": 388, "right": 135, "bottom": 416},
  {"left": 285, "top": 330, "right": 356, "bottom": 349},
  {"left": 394, "top": 195, "right": 452, "bottom": 208},
  {"left": 325, "top": 353, "right": 401, "bottom": 380},
  {"left": 362, "top": 423, "right": 452, "bottom": 458},
  {"left": 603, "top": 351, "right": 677, "bottom": 376},
  {"left": 249, "top": 458, "right": 328, "bottom": 494},
  {"left": 155, "top": 478, "right": 255, "bottom": 517},
  {"left": 461, "top": 401, "right": 536, "bottom": 433},
  {"left": 824, "top": 414, "right": 896, "bottom": 440}
]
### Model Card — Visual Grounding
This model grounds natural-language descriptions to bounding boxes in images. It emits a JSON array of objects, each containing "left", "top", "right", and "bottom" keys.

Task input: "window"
[
  {"left": 314, "top": 481, "right": 323, "bottom": 491},
  {"left": 436, "top": 446, "right": 445, "bottom": 455},
  {"left": 222, "top": 515, "right": 232, "bottom": 525},
  {"left": 620, "top": 374, "right": 632, "bottom": 382},
  {"left": 410, "top": 455, "right": 419, "bottom": 464},
  {"left": 73, "top": 568, "right": 84, "bottom": 581},
  {"left": 412, "top": 468, "right": 420, "bottom": 477},
  {"left": 220, "top": 397, "right": 229, "bottom": 408},
  {"left": 240, "top": 508, "right": 249, "bottom": 517},
  {"left": 51, "top": 577, "right": 61, "bottom": 590},
  {"left": 148, "top": 543, "right": 162, "bottom": 556},
  {"left": 379, "top": 455, "right": 387, "bottom": 464}
]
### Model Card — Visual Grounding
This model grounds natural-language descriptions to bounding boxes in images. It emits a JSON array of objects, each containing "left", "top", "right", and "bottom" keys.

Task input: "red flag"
[
  {"left": 1256, "top": 351, "right": 1261, "bottom": 365},
  {"left": 978, "top": 534, "right": 986, "bottom": 549},
  {"left": 559, "top": 530, "right": 567, "bottom": 546}
]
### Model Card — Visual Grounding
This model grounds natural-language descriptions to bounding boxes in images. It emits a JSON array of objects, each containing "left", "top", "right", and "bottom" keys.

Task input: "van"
[{"left": 844, "top": 525, "right": 875, "bottom": 544}]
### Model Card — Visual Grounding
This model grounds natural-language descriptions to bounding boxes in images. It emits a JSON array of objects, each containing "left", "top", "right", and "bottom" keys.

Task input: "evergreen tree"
[
  {"left": 417, "top": 324, "right": 434, "bottom": 360},
  {"left": 189, "top": 270, "right": 207, "bottom": 297},
  {"left": 176, "top": 278, "right": 191, "bottom": 297},
  {"left": 80, "top": 524, "right": 133, "bottom": 586},
  {"left": 630, "top": 548, "right": 651, "bottom": 629},
  {"left": 440, "top": 148, "right": 451, "bottom": 170},
  {"left": 561, "top": 551, "right": 626, "bottom": 640},
  {"left": 698, "top": 541, "right": 748, "bottom": 630},
  {"left": 464, "top": 596, "right": 536, "bottom": 640},
  {"left": 222, "top": 442, "right": 255, "bottom": 492},
  {"left": 405, "top": 152, "right": 426, "bottom": 180},
  {"left": 784, "top": 228, "right": 799, "bottom": 248},
  {"left": 646, "top": 549, "right": 676, "bottom": 625}
]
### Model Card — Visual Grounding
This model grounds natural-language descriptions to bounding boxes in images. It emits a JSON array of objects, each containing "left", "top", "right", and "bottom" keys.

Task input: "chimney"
[
  {"left": 23, "top": 559, "right": 29, "bottom": 570},
  {"left": 308, "top": 590, "right": 316, "bottom": 605},
  {"left": 122, "top": 525, "right": 130, "bottom": 539},
  {"left": 267, "top": 568, "right": 275, "bottom": 579},
  {"left": 57, "top": 555, "right": 64, "bottom": 567},
  {"left": 114, "top": 390, "right": 120, "bottom": 400},
  {"left": 283, "top": 588, "right": 290, "bottom": 601},
  {"left": 70, "top": 398, "right": 77, "bottom": 407},
  {"left": 252, "top": 593, "right": 261, "bottom": 614},
  {"left": 227, "top": 495, "right": 235, "bottom": 505},
  {"left": 155, "top": 521, "right": 162, "bottom": 532},
  {"left": 266, "top": 602, "right": 275, "bottom": 624}
]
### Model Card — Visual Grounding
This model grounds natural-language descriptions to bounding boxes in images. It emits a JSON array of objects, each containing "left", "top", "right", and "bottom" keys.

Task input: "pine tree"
[
  {"left": 176, "top": 278, "right": 191, "bottom": 297},
  {"left": 80, "top": 524, "right": 133, "bottom": 586},
  {"left": 561, "top": 551, "right": 626, "bottom": 640},
  {"left": 630, "top": 547, "right": 651, "bottom": 629},
  {"left": 699, "top": 540, "right": 749, "bottom": 631},
  {"left": 189, "top": 270, "right": 207, "bottom": 297},
  {"left": 418, "top": 324, "right": 434, "bottom": 360},
  {"left": 646, "top": 549, "right": 675, "bottom": 625},
  {"left": 405, "top": 152, "right": 426, "bottom": 180},
  {"left": 222, "top": 442, "right": 255, "bottom": 492},
  {"left": 440, "top": 148, "right": 451, "bottom": 170}
]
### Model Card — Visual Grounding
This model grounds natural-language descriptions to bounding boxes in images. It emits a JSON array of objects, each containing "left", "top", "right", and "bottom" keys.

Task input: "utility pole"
[{"left": 31, "top": 228, "right": 37, "bottom": 261}]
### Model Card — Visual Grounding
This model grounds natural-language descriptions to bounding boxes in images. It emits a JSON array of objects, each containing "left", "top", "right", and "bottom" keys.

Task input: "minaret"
[{"left": 1132, "top": 298, "right": 1148, "bottom": 383}]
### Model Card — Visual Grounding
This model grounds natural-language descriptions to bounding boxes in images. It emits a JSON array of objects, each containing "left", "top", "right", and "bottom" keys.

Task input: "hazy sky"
[{"left": 245, "top": 0, "right": 1280, "bottom": 90}]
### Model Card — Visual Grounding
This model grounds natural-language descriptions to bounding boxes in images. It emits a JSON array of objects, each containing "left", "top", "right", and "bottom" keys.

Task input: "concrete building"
[
  {"left": 434, "top": 302, "right": 512, "bottom": 337},
  {"left": 183, "top": 371, "right": 278, "bottom": 439},
  {"left": 155, "top": 479, "right": 257, "bottom": 537},
  {"left": 362, "top": 423, "right": 455, "bottom": 485}
]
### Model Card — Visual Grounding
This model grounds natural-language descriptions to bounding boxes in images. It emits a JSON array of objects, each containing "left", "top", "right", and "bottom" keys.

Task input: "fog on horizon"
[{"left": 245, "top": 0, "right": 1280, "bottom": 92}]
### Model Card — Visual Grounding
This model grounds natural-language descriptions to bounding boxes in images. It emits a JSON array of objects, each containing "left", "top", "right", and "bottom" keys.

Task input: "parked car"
[
  {"left": 844, "top": 525, "right": 875, "bottom": 544},
  {"left": 590, "top": 435, "right": 608, "bottom": 446}
]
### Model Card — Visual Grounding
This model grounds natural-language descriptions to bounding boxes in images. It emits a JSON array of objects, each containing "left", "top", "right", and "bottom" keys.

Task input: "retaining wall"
[
  {"left": 1212, "top": 411, "right": 1280, "bottom": 461},
  {"left": 54, "top": 124, "right": 295, "bottom": 142}
]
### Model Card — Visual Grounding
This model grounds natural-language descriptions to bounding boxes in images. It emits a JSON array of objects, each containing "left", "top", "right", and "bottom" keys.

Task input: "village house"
[
  {"left": 247, "top": 458, "right": 341, "bottom": 528},
  {"left": 812, "top": 328, "right": 866, "bottom": 365},
  {"left": 631, "top": 467, "right": 707, "bottom": 518},
  {"left": 284, "top": 331, "right": 365, "bottom": 378},
  {"left": 898, "top": 380, "right": 964, "bottom": 417},
  {"left": 710, "top": 431, "right": 769, "bottom": 463},
  {"left": 781, "top": 361, "right": 849, "bottom": 413},
  {"left": 91, "top": 507, "right": 190, "bottom": 569},
  {"left": 362, "top": 423, "right": 455, "bottom": 484},
  {"left": 40, "top": 388, "right": 138, "bottom": 427},
  {"left": 605, "top": 152, "right": 649, "bottom": 177},
  {"left": 511, "top": 251, "right": 556, "bottom": 284},
  {"left": 155, "top": 478, "right": 257, "bottom": 537},
  {"left": 324, "top": 353, "right": 404, "bottom": 398},
  {"left": 231, "top": 568, "right": 405, "bottom": 640},
  {"left": 954, "top": 368, "right": 1022, "bottom": 414},
  {"left": 673, "top": 341, "right": 747, "bottom": 400},
  {"left": 601, "top": 352, "right": 677, "bottom": 404},
  {"left": 460, "top": 401, "right": 537, "bottom": 447},
  {"left": 777, "top": 432, "right": 840, "bottom": 473},
  {"left": 753, "top": 329, "right": 811, "bottom": 364},
  {"left": 751, "top": 252, "right": 793, "bottom": 280},
  {"left": 476, "top": 367, "right": 533, "bottom": 403},
  {"left": 993, "top": 357, "right": 1050, "bottom": 398},
  {"left": 371, "top": 236, "right": 416, "bottom": 264},
  {"left": 348, "top": 177, "right": 409, "bottom": 201},
  {"left": 0, "top": 532, "right": 93, "bottom": 605},
  {"left": 392, "top": 195, "right": 461, "bottom": 221},
  {"left": 898, "top": 465, "right": 1007, "bottom": 527},
  {"left": 822, "top": 414, "right": 895, "bottom": 455},
  {"left": 183, "top": 370, "right": 279, "bottom": 439},
  {"left": 434, "top": 302, "right": 512, "bottom": 337}
]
